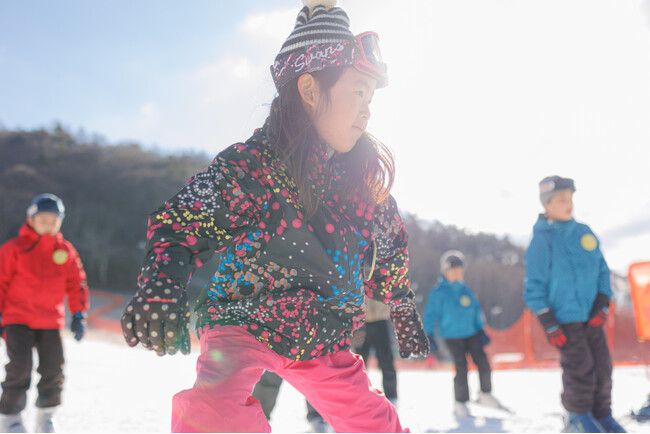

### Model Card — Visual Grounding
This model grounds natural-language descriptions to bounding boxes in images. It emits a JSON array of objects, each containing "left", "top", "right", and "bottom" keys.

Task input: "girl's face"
[
  {"left": 543, "top": 190, "right": 574, "bottom": 221},
  {"left": 27, "top": 213, "right": 63, "bottom": 236},
  {"left": 304, "top": 67, "right": 377, "bottom": 153}
]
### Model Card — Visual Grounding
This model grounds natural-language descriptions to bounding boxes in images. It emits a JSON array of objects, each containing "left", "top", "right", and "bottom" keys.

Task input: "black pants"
[
  {"left": 559, "top": 322, "right": 612, "bottom": 418},
  {"left": 353, "top": 320, "right": 397, "bottom": 400},
  {"left": 252, "top": 370, "right": 322, "bottom": 421},
  {"left": 0, "top": 325, "right": 65, "bottom": 414},
  {"left": 445, "top": 332, "right": 492, "bottom": 403}
]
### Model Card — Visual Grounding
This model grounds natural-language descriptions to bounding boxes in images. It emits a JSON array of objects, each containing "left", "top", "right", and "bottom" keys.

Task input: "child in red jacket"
[{"left": 0, "top": 194, "right": 89, "bottom": 433}]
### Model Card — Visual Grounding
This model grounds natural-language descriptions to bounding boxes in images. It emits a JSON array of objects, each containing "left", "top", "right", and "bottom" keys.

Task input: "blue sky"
[
  {"left": 0, "top": 0, "right": 291, "bottom": 137},
  {"left": 2, "top": 0, "right": 650, "bottom": 273}
]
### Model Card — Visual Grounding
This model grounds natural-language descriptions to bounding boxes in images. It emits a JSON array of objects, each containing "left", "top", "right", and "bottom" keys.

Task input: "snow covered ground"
[{"left": 3, "top": 330, "right": 649, "bottom": 433}]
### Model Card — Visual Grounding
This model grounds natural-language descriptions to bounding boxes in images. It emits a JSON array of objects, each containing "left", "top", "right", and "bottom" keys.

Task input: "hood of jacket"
[
  {"left": 17, "top": 222, "right": 64, "bottom": 251},
  {"left": 533, "top": 214, "right": 577, "bottom": 237}
]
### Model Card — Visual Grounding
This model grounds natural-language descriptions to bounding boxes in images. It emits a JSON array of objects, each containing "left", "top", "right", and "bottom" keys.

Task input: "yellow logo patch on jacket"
[
  {"left": 581, "top": 234, "right": 598, "bottom": 252},
  {"left": 53, "top": 249, "right": 69, "bottom": 265},
  {"left": 460, "top": 295, "right": 472, "bottom": 307}
]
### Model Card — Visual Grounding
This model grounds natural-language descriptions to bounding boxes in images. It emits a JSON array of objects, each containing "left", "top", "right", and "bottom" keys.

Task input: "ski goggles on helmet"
[{"left": 353, "top": 32, "right": 388, "bottom": 88}]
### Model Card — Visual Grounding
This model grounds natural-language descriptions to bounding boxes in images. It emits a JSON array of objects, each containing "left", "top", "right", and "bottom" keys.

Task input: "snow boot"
[
  {"left": 34, "top": 407, "right": 57, "bottom": 433},
  {"left": 597, "top": 416, "right": 626, "bottom": 433},
  {"left": 0, "top": 413, "right": 26, "bottom": 433},
  {"left": 454, "top": 401, "right": 470, "bottom": 417},
  {"left": 476, "top": 392, "right": 502, "bottom": 408},
  {"left": 308, "top": 416, "right": 332, "bottom": 433},
  {"left": 564, "top": 412, "right": 605, "bottom": 433},
  {"left": 632, "top": 396, "right": 650, "bottom": 422}
]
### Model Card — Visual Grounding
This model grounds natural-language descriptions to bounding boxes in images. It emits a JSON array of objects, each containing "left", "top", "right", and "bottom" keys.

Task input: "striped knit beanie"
[{"left": 270, "top": 0, "right": 386, "bottom": 90}]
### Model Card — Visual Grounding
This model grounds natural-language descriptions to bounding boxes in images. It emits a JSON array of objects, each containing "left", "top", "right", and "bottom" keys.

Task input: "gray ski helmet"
[
  {"left": 440, "top": 250, "right": 466, "bottom": 273},
  {"left": 27, "top": 193, "right": 65, "bottom": 219}
]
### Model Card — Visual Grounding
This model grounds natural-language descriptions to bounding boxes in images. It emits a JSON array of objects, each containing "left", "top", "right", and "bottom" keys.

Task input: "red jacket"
[{"left": 0, "top": 223, "right": 89, "bottom": 329}]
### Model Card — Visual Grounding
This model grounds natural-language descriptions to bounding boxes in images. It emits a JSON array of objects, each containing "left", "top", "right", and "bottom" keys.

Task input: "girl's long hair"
[{"left": 263, "top": 67, "right": 395, "bottom": 218}]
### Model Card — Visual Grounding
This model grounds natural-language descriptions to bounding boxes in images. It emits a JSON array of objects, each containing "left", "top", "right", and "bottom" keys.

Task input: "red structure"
[
  {"left": 629, "top": 261, "right": 650, "bottom": 340},
  {"left": 87, "top": 287, "right": 650, "bottom": 370},
  {"left": 482, "top": 306, "right": 642, "bottom": 370}
]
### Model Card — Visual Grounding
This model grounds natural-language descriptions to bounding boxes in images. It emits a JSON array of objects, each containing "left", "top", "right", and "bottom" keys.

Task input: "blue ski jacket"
[
  {"left": 423, "top": 276, "right": 485, "bottom": 339},
  {"left": 524, "top": 215, "right": 611, "bottom": 324}
]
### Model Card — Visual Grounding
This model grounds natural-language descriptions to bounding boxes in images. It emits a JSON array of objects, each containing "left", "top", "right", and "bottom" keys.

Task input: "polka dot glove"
[
  {"left": 121, "top": 278, "right": 191, "bottom": 356},
  {"left": 389, "top": 300, "right": 430, "bottom": 359}
]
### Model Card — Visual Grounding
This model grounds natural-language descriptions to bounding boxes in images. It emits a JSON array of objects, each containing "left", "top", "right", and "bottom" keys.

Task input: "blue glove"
[
  {"left": 427, "top": 334, "right": 439, "bottom": 356},
  {"left": 71, "top": 312, "right": 87, "bottom": 341},
  {"left": 478, "top": 329, "right": 491, "bottom": 346}
]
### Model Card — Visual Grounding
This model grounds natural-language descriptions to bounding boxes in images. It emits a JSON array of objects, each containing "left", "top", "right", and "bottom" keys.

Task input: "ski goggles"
[
  {"left": 270, "top": 32, "right": 389, "bottom": 90},
  {"left": 540, "top": 177, "right": 575, "bottom": 194},
  {"left": 353, "top": 32, "right": 388, "bottom": 88}
]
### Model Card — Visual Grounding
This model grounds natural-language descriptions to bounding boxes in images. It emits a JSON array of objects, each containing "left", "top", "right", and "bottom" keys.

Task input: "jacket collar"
[
  {"left": 18, "top": 222, "right": 63, "bottom": 245},
  {"left": 252, "top": 129, "right": 345, "bottom": 202},
  {"left": 533, "top": 214, "right": 577, "bottom": 235},
  {"left": 438, "top": 275, "right": 464, "bottom": 288},
  {"left": 306, "top": 142, "right": 344, "bottom": 201},
  {"left": 19, "top": 223, "right": 41, "bottom": 241}
]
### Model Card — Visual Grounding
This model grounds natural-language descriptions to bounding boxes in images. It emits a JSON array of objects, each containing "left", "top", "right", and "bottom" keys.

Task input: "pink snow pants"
[{"left": 171, "top": 325, "right": 407, "bottom": 433}]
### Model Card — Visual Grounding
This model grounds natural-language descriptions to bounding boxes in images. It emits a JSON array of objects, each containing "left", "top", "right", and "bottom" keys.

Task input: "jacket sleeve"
[
  {"left": 65, "top": 244, "right": 89, "bottom": 314},
  {"left": 422, "top": 289, "right": 439, "bottom": 336},
  {"left": 469, "top": 287, "right": 486, "bottom": 330},
  {"left": 594, "top": 233, "right": 612, "bottom": 298},
  {"left": 364, "top": 195, "right": 413, "bottom": 305},
  {"left": 0, "top": 241, "right": 16, "bottom": 314},
  {"left": 474, "top": 299, "right": 486, "bottom": 330},
  {"left": 523, "top": 232, "right": 551, "bottom": 315},
  {"left": 139, "top": 149, "right": 264, "bottom": 288}
]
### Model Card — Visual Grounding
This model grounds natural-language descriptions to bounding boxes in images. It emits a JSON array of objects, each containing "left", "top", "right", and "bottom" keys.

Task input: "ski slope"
[{"left": 2, "top": 330, "right": 648, "bottom": 433}]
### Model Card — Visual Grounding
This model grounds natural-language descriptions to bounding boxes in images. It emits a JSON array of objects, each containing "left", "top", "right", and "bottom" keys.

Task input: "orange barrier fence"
[
  {"left": 477, "top": 303, "right": 648, "bottom": 370},
  {"left": 88, "top": 289, "right": 649, "bottom": 369},
  {"left": 87, "top": 289, "right": 201, "bottom": 347},
  {"left": 629, "top": 261, "right": 650, "bottom": 340},
  {"left": 396, "top": 303, "right": 648, "bottom": 371}
]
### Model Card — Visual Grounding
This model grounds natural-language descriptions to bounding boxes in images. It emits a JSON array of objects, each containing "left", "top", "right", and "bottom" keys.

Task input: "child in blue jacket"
[
  {"left": 424, "top": 250, "right": 501, "bottom": 417},
  {"left": 524, "top": 176, "right": 625, "bottom": 433}
]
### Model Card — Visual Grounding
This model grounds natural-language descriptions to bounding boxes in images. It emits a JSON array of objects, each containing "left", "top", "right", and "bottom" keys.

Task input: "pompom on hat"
[
  {"left": 301, "top": 0, "right": 338, "bottom": 9},
  {"left": 539, "top": 175, "right": 575, "bottom": 204},
  {"left": 26, "top": 193, "right": 65, "bottom": 219},
  {"left": 270, "top": 0, "right": 388, "bottom": 90}
]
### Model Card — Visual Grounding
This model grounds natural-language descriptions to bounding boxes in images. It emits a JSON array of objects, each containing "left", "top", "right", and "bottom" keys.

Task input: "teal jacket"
[
  {"left": 423, "top": 276, "right": 485, "bottom": 339},
  {"left": 524, "top": 215, "right": 611, "bottom": 324}
]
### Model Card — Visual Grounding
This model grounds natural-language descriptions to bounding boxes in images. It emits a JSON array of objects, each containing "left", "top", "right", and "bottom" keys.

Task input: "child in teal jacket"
[
  {"left": 424, "top": 250, "right": 501, "bottom": 416},
  {"left": 524, "top": 176, "right": 625, "bottom": 433}
]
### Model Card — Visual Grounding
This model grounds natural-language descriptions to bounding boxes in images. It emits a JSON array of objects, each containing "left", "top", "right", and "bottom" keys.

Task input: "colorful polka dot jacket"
[{"left": 138, "top": 129, "right": 414, "bottom": 361}]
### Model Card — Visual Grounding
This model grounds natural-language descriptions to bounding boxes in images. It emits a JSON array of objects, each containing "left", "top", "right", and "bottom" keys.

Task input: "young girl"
[{"left": 120, "top": 1, "right": 428, "bottom": 432}]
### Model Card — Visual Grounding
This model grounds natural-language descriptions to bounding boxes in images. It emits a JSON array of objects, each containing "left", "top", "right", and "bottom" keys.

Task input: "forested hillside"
[
  {"left": 0, "top": 125, "right": 526, "bottom": 328},
  {"left": 0, "top": 125, "right": 210, "bottom": 289}
]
